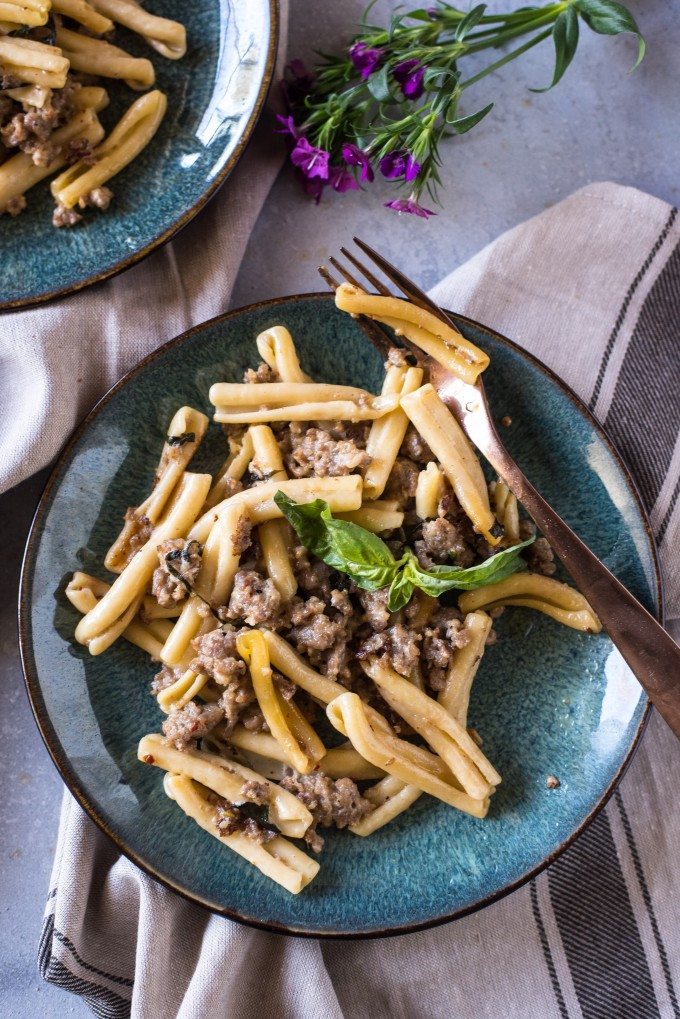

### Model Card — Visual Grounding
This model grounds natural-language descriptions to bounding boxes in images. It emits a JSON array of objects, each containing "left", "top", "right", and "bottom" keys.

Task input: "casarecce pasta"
[
  {"left": 65, "top": 308, "right": 600, "bottom": 892},
  {"left": 0, "top": 0, "right": 184, "bottom": 224}
]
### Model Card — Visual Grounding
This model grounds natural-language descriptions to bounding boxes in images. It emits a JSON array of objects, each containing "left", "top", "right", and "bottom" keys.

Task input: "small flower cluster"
[
  {"left": 277, "top": 1, "right": 645, "bottom": 218},
  {"left": 279, "top": 52, "right": 434, "bottom": 217}
]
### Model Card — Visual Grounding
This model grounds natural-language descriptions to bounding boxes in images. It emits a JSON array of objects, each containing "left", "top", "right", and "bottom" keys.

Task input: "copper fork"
[{"left": 319, "top": 237, "right": 680, "bottom": 740}]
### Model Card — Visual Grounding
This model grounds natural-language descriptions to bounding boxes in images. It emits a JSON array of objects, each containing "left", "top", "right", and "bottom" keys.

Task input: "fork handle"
[{"left": 491, "top": 451, "right": 680, "bottom": 739}]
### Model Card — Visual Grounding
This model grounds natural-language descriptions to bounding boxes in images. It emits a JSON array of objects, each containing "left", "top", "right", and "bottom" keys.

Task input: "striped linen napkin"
[{"left": 39, "top": 182, "right": 680, "bottom": 1019}]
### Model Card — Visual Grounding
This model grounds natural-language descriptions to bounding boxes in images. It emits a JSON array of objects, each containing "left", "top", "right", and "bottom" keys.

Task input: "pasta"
[
  {"left": 334, "top": 282, "right": 490, "bottom": 385},
  {"left": 65, "top": 318, "right": 600, "bottom": 891},
  {"left": 51, "top": 89, "right": 167, "bottom": 209},
  {"left": 401, "top": 384, "right": 498, "bottom": 543},
  {"left": 0, "top": 1, "right": 185, "bottom": 225},
  {"left": 459, "top": 573, "right": 602, "bottom": 632}
]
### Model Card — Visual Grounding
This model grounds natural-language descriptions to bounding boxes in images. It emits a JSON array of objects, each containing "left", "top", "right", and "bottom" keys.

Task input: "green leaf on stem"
[
  {"left": 455, "top": 4, "right": 489, "bottom": 41},
  {"left": 275, "top": 493, "right": 535, "bottom": 609},
  {"left": 575, "top": 0, "right": 645, "bottom": 68},
  {"left": 446, "top": 101, "right": 494, "bottom": 131},
  {"left": 399, "top": 541, "right": 534, "bottom": 598},
  {"left": 387, "top": 570, "right": 415, "bottom": 613},
  {"left": 531, "top": 6, "right": 580, "bottom": 91},
  {"left": 367, "top": 64, "right": 394, "bottom": 102}
]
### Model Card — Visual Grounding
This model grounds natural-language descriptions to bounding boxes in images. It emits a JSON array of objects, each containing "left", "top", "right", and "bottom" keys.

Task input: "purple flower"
[
  {"left": 341, "top": 143, "right": 374, "bottom": 183},
  {"left": 280, "top": 59, "right": 315, "bottom": 108},
  {"left": 302, "top": 176, "right": 325, "bottom": 204},
  {"left": 379, "top": 151, "right": 421, "bottom": 182},
  {"left": 275, "top": 114, "right": 302, "bottom": 140},
  {"left": 393, "top": 59, "right": 425, "bottom": 100},
  {"left": 384, "top": 197, "right": 436, "bottom": 219},
  {"left": 349, "top": 41, "right": 382, "bottom": 79},
  {"left": 328, "top": 165, "right": 361, "bottom": 193},
  {"left": 290, "top": 137, "right": 330, "bottom": 180}
]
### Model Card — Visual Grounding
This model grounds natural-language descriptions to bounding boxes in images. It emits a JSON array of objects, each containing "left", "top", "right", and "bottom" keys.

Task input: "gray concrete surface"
[{"left": 2, "top": 0, "right": 678, "bottom": 1014}]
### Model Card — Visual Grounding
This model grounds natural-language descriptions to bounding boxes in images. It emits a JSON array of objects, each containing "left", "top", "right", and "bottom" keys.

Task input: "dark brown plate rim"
[
  {"left": 0, "top": 1, "right": 279, "bottom": 314},
  {"left": 18, "top": 292, "right": 661, "bottom": 939}
]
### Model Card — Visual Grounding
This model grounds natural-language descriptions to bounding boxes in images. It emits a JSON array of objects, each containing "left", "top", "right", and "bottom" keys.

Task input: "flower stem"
[{"left": 460, "top": 27, "right": 554, "bottom": 89}]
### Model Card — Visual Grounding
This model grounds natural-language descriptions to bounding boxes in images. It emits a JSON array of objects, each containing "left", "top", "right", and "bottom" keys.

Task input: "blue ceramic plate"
[
  {"left": 0, "top": 1, "right": 277, "bottom": 311},
  {"left": 20, "top": 295, "right": 659, "bottom": 937}
]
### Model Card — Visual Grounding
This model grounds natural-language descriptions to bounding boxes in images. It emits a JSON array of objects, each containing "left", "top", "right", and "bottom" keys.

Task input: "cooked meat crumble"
[
  {"left": 150, "top": 663, "right": 182, "bottom": 695},
  {"left": 284, "top": 424, "right": 370, "bottom": 479},
  {"left": 244, "top": 362, "right": 277, "bottom": 384},
  {"left": 122, "top": 509, "right": 153, "bottom": 565},
  {"left": 223, "top": 569, "right": 282, "bottom": 626},
  {"left": 280, "top": 769, "right": 374, "bottom": 852},
  {"left": 52, "top": 202, "right": 82, "bottom": 228},
  {"left": 212, "top": 795, "right": 277, "bottom": 844},
  {"left": 162, "top": 700, "right": 224, "bottom": 750},
  {"left": 152, "top": 538, "right": 202, "bottom": 606}
]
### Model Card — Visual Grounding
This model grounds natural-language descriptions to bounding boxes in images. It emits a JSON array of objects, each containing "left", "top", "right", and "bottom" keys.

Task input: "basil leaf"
[
  {"left": 167, "top": 431, "right": 195, "bottom": 447},
  {"left": 402, "top": 538, "right": 534, "bottom": 597},
  {"left": 273, "top": 494, "right": 343, "bottom": 569},
  {"left": 531, "top": 6, "right": 579, "bottom": 92},
  {"left": 575, "top": 0, "right": 645, "bottom": 68},
  {"left": 322, "top": 509, "right": 395, "bottom": 567},
  {"left": 276, "top": 492, "right": 536, "bottom": 608},
  {"left": 387, "top": 570, "right": 414, "bottom": 613},
  {"left": 275, "top": 492, "right": 400, "bottom": 591}
]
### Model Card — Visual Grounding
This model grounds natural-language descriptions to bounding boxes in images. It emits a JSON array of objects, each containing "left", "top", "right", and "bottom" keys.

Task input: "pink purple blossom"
[
  {"left": 379, "top": 151, "right": 420, "bottom": 182},
  {"left": 290, "top": 137, "right": 330, "bottom": 180},
  {"left": 384, "top": 197, "right": 436, "bottom": 218},
  {"left": 349, "top": 41, "right": 382, "bottom": 79},
  {"left": 275, "top": 114, "right": 302, "bottom": 140},
  {"left": 341, "top": 143, "right": 374, "bottom": 182},
  {"left": 393, "top": 59, "right": 425, "bottom": 99},
  {"left": 328, "top": 166, "right": 361, "bottom": 193},
  {"left": 281, "top": 59, "right": 315, "bottom": 108}
]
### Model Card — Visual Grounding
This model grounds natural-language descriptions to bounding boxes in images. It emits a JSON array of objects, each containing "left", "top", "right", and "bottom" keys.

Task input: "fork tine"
[
  {"left": 339, "top": 247, "right": 391, "bottom": 296},
  {"left": 326, "top": 255, "right": 429, "bottom": 368},
  {"left": 353, "top": 235, "right": 458, "bottom": 332},
  {"left": 328, "top": 256, "right": 364, "bottom": 292},
  {"left": 317, "top": 264, "right": 394, "bottom": 361},
  {"left": 318, "top": 264, "right": 341, "bottom": 291}
]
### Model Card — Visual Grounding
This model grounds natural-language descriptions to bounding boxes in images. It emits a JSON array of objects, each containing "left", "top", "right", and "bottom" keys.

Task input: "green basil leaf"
[
  {"left": 273, "top": 493, "right": 342, "bottom": 568},
  {"left": 575, "top": 0, "right": 645, "bottom": 68},
  {"left": 402, "top": 537, "right": 534, "bottom": 597},
  {"left": 275, "top": 492, "right": 399, "bottom": 591},
  {"left": 455, "top": 4, "right": 488, "bottom": 41},
  {"left": 323, "top": 510, "right": 395, "bottom": 568},
  {"left": 367, "top": 64, "right": 393, "bottom": 102},
  {"left": 447, "top": 102, "right": 494, "bottom": 132},
  {"left": 387, "top": 570, "right": 415, "bottom": 612},
  {"left": 531, "top": 6, "right": 580, "bottom": 92}
]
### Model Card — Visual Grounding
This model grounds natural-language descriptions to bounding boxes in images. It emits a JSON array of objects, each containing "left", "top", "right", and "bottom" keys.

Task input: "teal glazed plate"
[
  {"left": 20, "top": 295, "right": 660, "bottom": 937},
  {"left": 0, "top": 1, "right": 277, "bottom": 311}
]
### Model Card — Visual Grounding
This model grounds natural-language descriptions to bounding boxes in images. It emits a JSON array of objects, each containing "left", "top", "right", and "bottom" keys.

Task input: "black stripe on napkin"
[
  {"left": 542, "top": 226, "right": 680, "bottom": 1019},
  {"left": 603, "top": 238, "right": 680, "bottom": 512},
  {"left": 589, "top": 207, "right": 677, "bottom": 415},
  {"left": 615, "top": 791, "right": 680, "bottom": 1018},
  {"left": 547, "top": 811, "right": 659, "bottom": 1019},
  {"left": 530, "top": 881, "right": 569, "bottom": 1019},
  {"left": 38, "top": 913, "right": 133, "bottom": 1017},
  {"left": 43, "top": 957, "right": 131, "bottom": 1019}
]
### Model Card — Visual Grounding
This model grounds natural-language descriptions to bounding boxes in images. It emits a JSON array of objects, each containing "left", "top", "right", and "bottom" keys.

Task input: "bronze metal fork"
[{"left": 319, "top": 237, "right": 680, "bottom": 740}]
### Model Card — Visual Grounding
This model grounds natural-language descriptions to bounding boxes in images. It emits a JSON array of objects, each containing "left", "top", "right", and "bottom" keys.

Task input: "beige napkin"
[{"left": 39, "top": 181, "right": 680, "bottom": 1018}]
